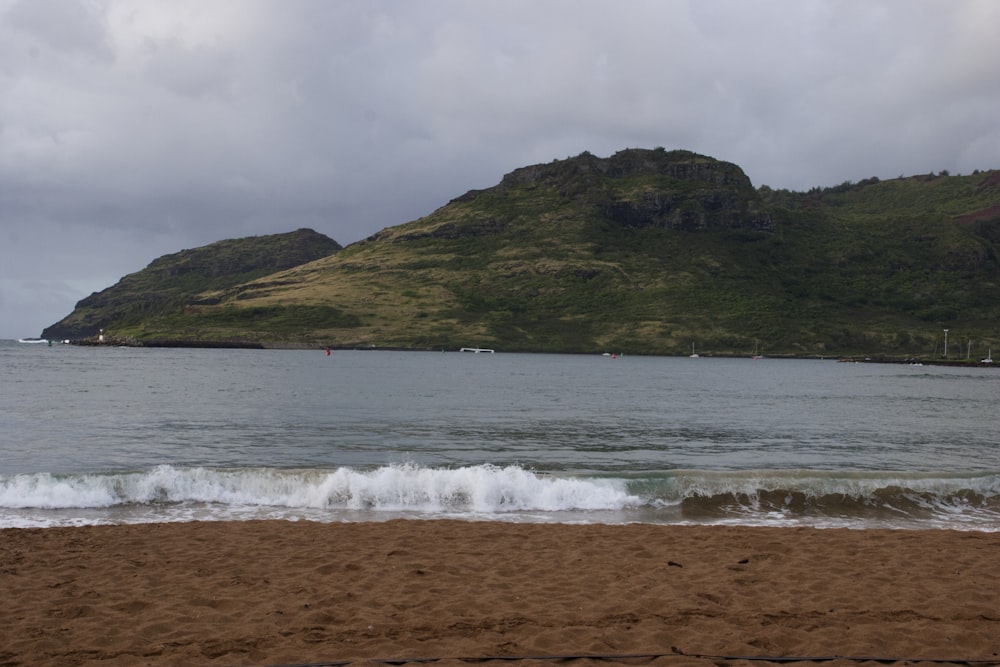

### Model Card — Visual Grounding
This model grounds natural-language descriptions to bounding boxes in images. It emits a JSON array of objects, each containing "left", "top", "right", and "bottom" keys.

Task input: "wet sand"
[{"left": 1, "top": 520, "right": 998, "bottom": 666}]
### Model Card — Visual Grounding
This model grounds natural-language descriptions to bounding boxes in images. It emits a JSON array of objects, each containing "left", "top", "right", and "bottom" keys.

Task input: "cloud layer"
[{"left": 2, "top": 0, "right": 998, "bottom": 338}]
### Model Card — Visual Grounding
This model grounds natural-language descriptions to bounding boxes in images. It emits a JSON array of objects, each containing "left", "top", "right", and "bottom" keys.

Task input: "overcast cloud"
[{"left": 2, "top": 0, "right": 999, "bottom": 339}]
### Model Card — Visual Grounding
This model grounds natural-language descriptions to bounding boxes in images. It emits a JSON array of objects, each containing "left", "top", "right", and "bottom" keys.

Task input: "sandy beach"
[{"left": 1, "top": 520, "right": 998, "bottom": 667}]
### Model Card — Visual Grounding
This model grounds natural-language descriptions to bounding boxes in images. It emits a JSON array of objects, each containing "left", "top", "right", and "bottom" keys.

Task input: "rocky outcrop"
[
  {"left": 604, "top": 189, "right": 774, "bottom": 232},
  {"left": 498, "top": 148, "right": 754, "bottom": 190},
  {"left": 495, "top": 148, "right": 774, "bottom": 233}
]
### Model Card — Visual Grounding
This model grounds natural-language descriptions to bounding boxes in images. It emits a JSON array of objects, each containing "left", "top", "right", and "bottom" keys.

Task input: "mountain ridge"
[{"left": 42, "top": 148, "right": 1000, "bottom": 358}]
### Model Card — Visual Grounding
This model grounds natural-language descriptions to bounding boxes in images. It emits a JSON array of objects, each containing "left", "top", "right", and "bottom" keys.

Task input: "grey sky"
[{"left": 2, "top": 0, "right": 998, "bottom": 339}]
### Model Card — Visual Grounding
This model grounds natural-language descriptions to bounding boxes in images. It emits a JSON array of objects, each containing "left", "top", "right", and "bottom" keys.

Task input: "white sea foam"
[
  {"left": 2, "top": 465, "right": 998, "bottom": 530},
  {"left": 0, "top": 472, "right": 119, "bottom": 508},
  {"left": 0, "top": 464, "right": 639, "bottom": 513}
]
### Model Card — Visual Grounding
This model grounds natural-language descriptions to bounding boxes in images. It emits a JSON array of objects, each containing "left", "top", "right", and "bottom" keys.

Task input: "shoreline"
[
  {"left": 28, "top": 338, "right": 1000, "bottom": 366},
  {"left": 2, "top": 519, "right": 997, "bottom": 666}
]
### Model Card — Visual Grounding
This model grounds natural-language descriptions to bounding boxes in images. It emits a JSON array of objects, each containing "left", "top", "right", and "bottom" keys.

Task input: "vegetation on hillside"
[
  {"left": 45, "top": 150, "right": 1000, "bottom": 358},
  {"left": 42, "top": 228, "right": 342, "bottom": 341}
]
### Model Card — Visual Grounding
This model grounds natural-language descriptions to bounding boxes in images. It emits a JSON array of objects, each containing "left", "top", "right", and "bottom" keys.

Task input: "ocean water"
[{"left": 1, "top": 340, "right": 998, "bottom": 530}]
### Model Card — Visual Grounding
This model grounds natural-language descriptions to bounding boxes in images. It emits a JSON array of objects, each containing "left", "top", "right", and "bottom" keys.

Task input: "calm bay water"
[{"left": 2, "top": 340, "right": 998, "bottom": 529}]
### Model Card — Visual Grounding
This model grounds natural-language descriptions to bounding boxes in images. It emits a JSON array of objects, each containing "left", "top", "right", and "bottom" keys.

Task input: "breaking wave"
[{"left": 1, "top": 464, "right": 998, "bottom": 530}]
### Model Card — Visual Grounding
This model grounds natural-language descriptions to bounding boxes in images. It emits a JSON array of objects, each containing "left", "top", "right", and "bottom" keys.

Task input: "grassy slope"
[{"left": 43, "top": 229, "right": 342, "bottom": 341}]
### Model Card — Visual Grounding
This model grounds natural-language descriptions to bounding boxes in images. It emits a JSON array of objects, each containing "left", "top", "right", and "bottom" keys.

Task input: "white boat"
[
  {"left": 689, "top": 342, "right": 699, "bottom": 358},
  {"left": 982, "top": 348, "right": 993, "bottom": 364},
  {"left": 460, "top": 347, "right": 494, "bottom": 354},
  {"left": 17, "top": 338, "right": 49, "bottom": 344}
]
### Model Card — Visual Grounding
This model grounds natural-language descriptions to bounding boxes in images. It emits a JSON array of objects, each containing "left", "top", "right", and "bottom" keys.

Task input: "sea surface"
[{"left": 2, "top": 340, "right": 998, "bottom": 530}]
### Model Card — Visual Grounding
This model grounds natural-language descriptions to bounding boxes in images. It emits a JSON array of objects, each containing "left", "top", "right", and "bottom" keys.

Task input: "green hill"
[
  {"left": 44, "top": 149, "right": 1000, "bottom": 358},
  {"left": 42, "top": 228, "right": 342, "bottom": 341}
]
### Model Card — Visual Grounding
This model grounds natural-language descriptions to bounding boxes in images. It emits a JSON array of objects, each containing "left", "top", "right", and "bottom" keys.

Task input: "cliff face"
[
  {"left": 460, "top": 148, "right": 774, "bottom": 233},
  {"left": 603, "top": 189, "right": 773, "bottom": 232},
  {"left": 497, "top": 148, "right": 751, "bottom": 188},
  {"left": 42, "top": 228, "right": 341, "bottom": 341}
]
